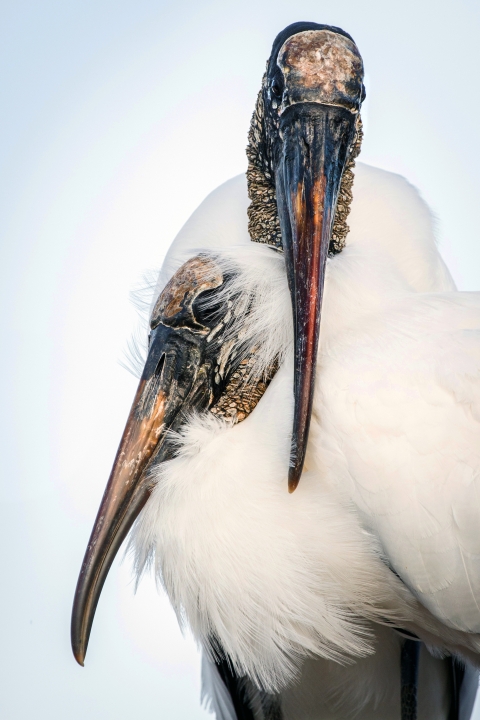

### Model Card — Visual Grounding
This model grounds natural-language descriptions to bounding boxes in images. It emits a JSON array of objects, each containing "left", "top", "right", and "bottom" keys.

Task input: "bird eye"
[{"left": 270, "top": 79, "right": 283, "bottom": 98}]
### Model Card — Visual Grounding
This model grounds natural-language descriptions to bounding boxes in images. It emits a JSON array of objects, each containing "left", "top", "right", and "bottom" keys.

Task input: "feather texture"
[{"left": 129, "top": 163, "right": 480, "bottom": 713}]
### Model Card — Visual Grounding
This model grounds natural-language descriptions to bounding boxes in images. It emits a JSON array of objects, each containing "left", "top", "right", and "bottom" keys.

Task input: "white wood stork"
[{"left": 71, "top": 22, "right": 480, "bottom": 720}]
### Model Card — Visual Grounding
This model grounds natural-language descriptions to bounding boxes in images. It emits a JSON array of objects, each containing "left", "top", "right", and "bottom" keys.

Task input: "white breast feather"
[{"left": 129, "top": 163, "right": 480, "bottom": 701}]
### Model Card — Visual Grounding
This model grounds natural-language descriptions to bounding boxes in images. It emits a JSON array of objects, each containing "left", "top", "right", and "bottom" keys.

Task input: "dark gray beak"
[
  {"left": 71, "top": 257, "right": 224, "bottom": 665},
  {"left": 276, "top": 102, "right": 357, "bottom": 491}
]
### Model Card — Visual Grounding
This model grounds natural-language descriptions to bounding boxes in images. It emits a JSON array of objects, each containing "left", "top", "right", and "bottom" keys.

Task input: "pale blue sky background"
[{"left": 2, "top": 1, "right": 480, "bottom": 718}]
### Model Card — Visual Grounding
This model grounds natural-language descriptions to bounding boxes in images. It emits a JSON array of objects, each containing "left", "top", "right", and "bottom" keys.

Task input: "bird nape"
[{"left": 71, "top": 22, "right": 480, "bottom": 720}]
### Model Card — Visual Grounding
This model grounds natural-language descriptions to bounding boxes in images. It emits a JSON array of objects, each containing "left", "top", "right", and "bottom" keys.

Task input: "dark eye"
[
  {"left": 271, "top": 79, "right": 283, "bottom": 98},
  {"left": 192, "top": 286, "right": 225, "bottom": 328}
]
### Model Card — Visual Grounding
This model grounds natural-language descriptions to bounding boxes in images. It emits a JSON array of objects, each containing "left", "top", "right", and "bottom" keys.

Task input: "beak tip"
[
  {"left": 71, "top": 634, "right": 87, "bottom": 667},
  {"left": 73, "top": 648, "right": 86, "bottom": 667},
  {"left": 288, "top": 468, "right": 301, "bottom": 493}
]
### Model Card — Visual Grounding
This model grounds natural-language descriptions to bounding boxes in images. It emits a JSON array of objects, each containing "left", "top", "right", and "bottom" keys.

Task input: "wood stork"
[{"left": 71, "top": 22, "right": 480, "bottom": 720}]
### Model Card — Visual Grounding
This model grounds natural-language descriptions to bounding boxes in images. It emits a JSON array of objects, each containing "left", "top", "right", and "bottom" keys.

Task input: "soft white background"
[{"left": 2, "top": 0, "right": 480, "bottom": 717}]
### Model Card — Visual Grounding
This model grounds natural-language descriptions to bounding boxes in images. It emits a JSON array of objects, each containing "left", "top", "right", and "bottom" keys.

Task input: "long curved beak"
[
  {"left": 276, "top": 103, "right": 357, "bottom": 492},
  {"left": 71, "top": 292, "right": 219, "bottom": 665}
]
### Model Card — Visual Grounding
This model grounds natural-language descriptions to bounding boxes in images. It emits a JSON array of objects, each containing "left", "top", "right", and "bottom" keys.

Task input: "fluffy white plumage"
[
  {"left": 315, "top": 279, "right": 480, "bottom": 631},
  {"left": 130, "top": 162, "right": 480, "bottom": 715}
]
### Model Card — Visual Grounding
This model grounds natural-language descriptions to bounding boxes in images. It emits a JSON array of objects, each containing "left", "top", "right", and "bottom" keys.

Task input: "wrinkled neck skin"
[{"left": 246, "top": 79, "right": 363, "bottom": 255}]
